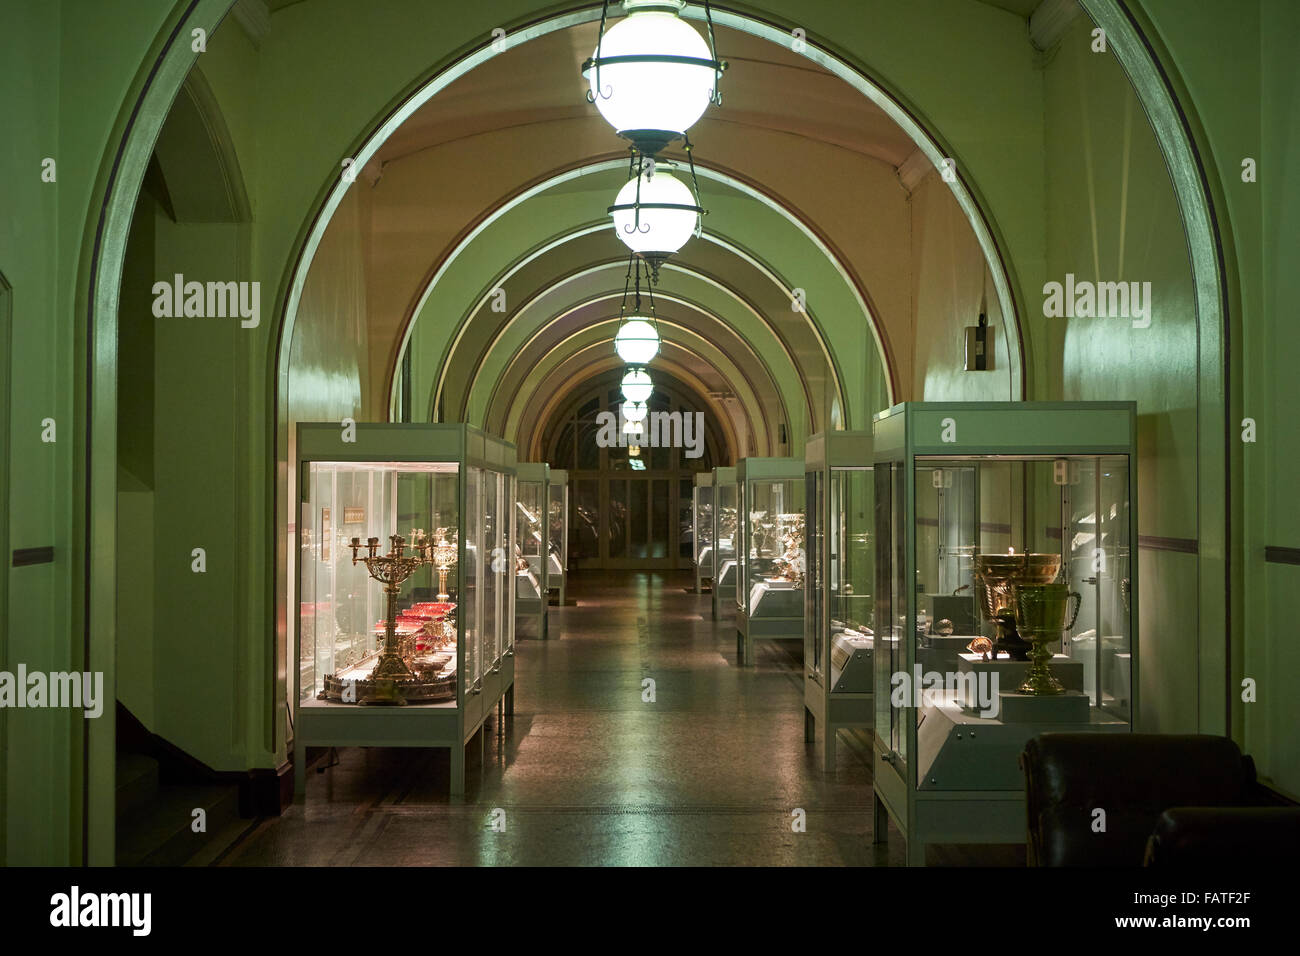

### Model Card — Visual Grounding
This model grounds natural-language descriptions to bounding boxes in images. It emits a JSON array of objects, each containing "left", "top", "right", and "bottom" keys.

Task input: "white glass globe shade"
[
  {"left": 623, "top": 402, "right": 649, "bottom": 424},
  {"left": 586, "top": 9, "right": 716, "bottom": 140},
  {"left": 614, "top": 318, "right": 660, "bottom": 364},
  {"left": 621, "top": 368, "right": 654, "bottom": 404},
  {"left": 611, "top": 168, "right": 699, "bottom": 255}
]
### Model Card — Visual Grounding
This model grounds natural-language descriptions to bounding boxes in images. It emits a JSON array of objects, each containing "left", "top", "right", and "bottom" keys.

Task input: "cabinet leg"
[
  {"left": 906, "top": 838, "right": 927, "bottom": 867},
  {"left": 804, "top": 708, "right": 815, "bottom": 743},
  {"left": 823, "top": 724, "right": 836, "bottom": 771},
  {"left": 505, "top": 684, "right": 515, "bottom": 716},
  {"left": 872, "top": 792, "right": 888, "bottom": 845},
  {"left": 451, "top": 744, "right": 465, "bottom": 800},
  {"left": 736, "top": 630, "right": 744, "bottom": 665}
]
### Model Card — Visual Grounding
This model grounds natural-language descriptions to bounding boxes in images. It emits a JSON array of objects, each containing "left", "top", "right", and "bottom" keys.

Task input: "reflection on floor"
[{"left": 223, "top": 570, "right": 1021, "bottom": 866}]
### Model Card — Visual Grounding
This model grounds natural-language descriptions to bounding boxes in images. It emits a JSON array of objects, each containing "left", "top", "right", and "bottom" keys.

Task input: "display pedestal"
[
  {"left": 516, "top": 569, "right": 541, "bottom": 600},
  {"left": 919, "top": 633, "right": 981, "bottom": 672},
  {"left": 516, "top": 569, "right": 547, "bottom": 638},
  {"left": 997, "top": 690, "right": 1091, "bottom": 723},
  {"left": 875, "top": 689, "right": 1129, "bottom": 863},
  {"left": 1072, "top": 633, "right": 1129, "bottom": 706},
  {"left": 956, "top": 652, "right": 1084, "bottom": 709},
  {"left": 738, "top": 579, "right": 803, "bottom": 662},
  {"left": 830, "top": 633, "right": 872, "bottom": 693},
  {"left": 712, "top": 559, "right": 737, "bottom": 620}
]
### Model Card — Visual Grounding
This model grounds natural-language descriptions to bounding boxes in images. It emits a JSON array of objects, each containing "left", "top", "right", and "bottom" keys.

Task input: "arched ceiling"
[{"left": 291, "top": 11, "right": 1017, "bottom": 457}]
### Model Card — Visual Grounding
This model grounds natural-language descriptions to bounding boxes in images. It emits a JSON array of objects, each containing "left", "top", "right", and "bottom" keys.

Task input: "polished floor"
[{"left": 223, "top": 571, "right": 1016, "bottom": 866}]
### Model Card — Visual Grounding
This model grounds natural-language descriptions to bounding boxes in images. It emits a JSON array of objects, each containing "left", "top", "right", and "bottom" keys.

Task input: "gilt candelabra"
[{"left": 349, "top": 532, "right": 432, "bottom": 700}]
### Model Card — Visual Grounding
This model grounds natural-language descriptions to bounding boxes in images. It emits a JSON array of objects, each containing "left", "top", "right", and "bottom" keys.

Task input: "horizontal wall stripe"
[
  {"left": 12, "top": 546, "right": 54, "bottom": 567},
  {"left": 1138, "top": 535, "right": 1198, "bottom": 554},
  {"left": 1264, "top": 546, "right": 1300, "bottom": 566}
]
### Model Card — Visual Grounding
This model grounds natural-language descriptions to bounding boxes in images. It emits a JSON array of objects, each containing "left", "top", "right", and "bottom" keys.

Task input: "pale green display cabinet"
[
  {"left": 711, "top": 466, "right": 738, "bottom": 620},
  {"left": 295, "top": 423, "right": 517, "bottom": 798},
  {"left": 802, "top": 432, "right": 874, "bottom": 770},
  {"left": 735, "top": 457, "right": 805, "bottom": 665},
  {"left": 693, "top": 471, "right": 715, "bottom": 593},
  {"left": 871, "top": 402, "right": 1137, "bottom": 865},
  {"left": 515, "top": 462, "right": 550, "bottom": 639},
  {"left": 548, "top": 468, "right": 569, "bottom": 608}
]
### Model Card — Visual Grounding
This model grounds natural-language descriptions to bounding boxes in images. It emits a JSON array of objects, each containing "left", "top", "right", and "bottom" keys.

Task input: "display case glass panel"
[
  {"left": 711, "top": 466, "right": 738, "bottom": 619},
  {"left": 736, "top": 458, "right": 805, "bottom": 634},
  {"left": 693, "top": 473, "right": 714, "bottom": 591},
  {"left": 295, "top": 424, "right": 516, "bottom": 711},
  {"left": 870, "top": 403, "right": 1136, "bottom": 863},
  {"left": 827, "top": 466, "right": 873, "bottom": 685},
  {"left": 548, "top": 469, "right": 569, "bottom": 604},
  {"left": 299, "top": 460, "right": 459, "bottom": 706},
  {"left": 514, "top": 463, "right": 549, "bottom": 638},
  {"left": 803, "top": 433, "right": 874, "bottom": 767}
]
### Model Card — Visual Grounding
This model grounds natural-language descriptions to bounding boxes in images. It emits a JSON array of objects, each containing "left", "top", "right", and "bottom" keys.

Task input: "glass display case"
[
  {"left": 735, "top": 458, "right": 805, "bottom": 665},
  {"left": 294, "top": 423, "right": 517, "bottom": 798},
  {"left": 711, "top": 466, "right": 738, "bottom": 620},
  {"left": 515, "top": 462, "right": 550, "bottom": 639},
  {"left": 870, "top": 402, "right": 1136, "bottom": 865},
  {"left": 801, "top": 432, "right": 874, "bottom": 770},
  {"left": 548, "top": 468, "right": 569, "bottom": 608},
  {"left": 692, "top": 472, "right": 715, "bottom": 594}
]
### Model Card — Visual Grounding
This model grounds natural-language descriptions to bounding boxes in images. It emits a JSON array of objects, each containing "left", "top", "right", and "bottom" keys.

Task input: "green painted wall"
[
  {"left": 1, "top": 0, "right": 179, "bottom": 864},
  {"left": 1041, "top": 15, "right": 1201, "bottom": 734},
  {"left": 1255, "top": 0, "right": 1300, "bottom": 800}
]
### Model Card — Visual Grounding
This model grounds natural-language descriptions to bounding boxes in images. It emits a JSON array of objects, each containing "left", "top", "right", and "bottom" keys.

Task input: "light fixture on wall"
[
  {"left": 613, "top": 253, "right": 662, "bottom": 364},
  {"left": 583, "top": 0, "right": 726, "bottom": 158},
  {"left": 610, "top": 152, "right": 704, "bottom": 274},
  {"left": 621, "top": 367, "right": 654, "bottom": 403}
]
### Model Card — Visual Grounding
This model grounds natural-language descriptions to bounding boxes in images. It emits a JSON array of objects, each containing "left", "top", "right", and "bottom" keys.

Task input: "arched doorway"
[{"left": 538, "top": 369, "right": 726, "bottom": 570}]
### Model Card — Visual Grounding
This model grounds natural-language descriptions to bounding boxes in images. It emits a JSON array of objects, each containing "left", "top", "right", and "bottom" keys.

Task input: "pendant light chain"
[
  {"left": 619, "top": 251, "right": 636, "bottom": 319},
  {"left": 643, "top": 256, "right": 661, "bottom": 334},
  {"left": 682, "top": 133, "right": 705, "bottom": 239},
  {"left": 588, "top": 0, "right": 612, "bottom": 103},
  {"left": 704, "top": 0, "right": 724, "bottom": 106},
  {"left": 585, "top": 0, "right": 724, "bottom": 364}
]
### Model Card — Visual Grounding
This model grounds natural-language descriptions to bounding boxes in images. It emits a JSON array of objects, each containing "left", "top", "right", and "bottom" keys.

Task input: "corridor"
[{"left": 223, "top": 571, "right": 898, "bottom": 866}]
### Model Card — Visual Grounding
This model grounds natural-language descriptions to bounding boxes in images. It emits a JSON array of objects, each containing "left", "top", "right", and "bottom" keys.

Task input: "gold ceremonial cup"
[
  {"left": 1011, "top": 581, "right": 1081, "bottom": 695},
  {"left": 973, "top": 553, "right": 1061, "bottom": 661}
]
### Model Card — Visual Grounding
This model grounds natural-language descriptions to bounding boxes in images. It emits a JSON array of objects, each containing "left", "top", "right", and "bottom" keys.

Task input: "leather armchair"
[
  {"left": 1145, "top": 807, "right": 1300, "bottom": 866},
  {"left": 1021, "top": 733, "right": 1260, "bottom": 866}
]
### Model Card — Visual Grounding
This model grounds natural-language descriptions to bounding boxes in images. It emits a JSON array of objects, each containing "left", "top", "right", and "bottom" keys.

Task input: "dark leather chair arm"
[
  {"left": 1021, "top": 733, "right": 1257, "bottom": 866},
  {"left": 1145, "top": 807, "right": 1300, "bottom": 866}
]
